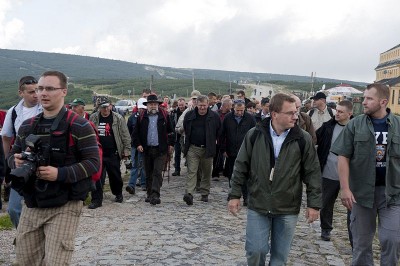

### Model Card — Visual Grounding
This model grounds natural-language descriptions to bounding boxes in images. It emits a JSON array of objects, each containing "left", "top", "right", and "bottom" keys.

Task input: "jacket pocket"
[
  {"left": 354, "top": 133, "right": 370, "bottom": 155},
  {"left": 389, "top": 135, "right": 400, "bottom": 158}
]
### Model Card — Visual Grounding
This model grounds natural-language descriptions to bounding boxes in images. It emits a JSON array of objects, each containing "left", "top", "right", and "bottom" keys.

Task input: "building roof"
[
  {"left": 376, "top": 76, "right": 400, "bottom": 86},
  {"left": 383, "top": 44, "right": 400, "bottom": 53},
  {"left": 375, "top": 58, "right": 400, "bottom": 70}
]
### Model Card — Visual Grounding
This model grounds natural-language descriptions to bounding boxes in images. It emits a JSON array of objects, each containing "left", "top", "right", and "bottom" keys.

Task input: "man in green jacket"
[
  {"left": 332, "top": 83, "right": 400, "bottom": 266},
  {"left": 228, "top": 93, "right": 321, "bottom": 266}
]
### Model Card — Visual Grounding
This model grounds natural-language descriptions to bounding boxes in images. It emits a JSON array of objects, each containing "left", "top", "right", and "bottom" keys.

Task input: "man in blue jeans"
[
  {"left": 228, "top": 93, "right": 321, "bottom": 265},
  {"left": 2, "top": 76, "right": 42, "bottom": 228},
  {"left": 126, "top": 98, "right": 147, "bottom": 194}
]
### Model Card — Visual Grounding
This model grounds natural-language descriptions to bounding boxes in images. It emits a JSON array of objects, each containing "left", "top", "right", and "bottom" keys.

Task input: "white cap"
[{"left": 137, "top": 98, "right": 147, "bottom": 109}]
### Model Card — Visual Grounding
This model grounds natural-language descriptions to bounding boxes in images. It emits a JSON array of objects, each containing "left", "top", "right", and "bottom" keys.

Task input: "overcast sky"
[{"left": 1, "top": 0, "right": 399, "bottom": 82}]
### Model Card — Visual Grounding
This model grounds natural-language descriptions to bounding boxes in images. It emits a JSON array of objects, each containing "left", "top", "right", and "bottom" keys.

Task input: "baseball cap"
[
  {"left": 191, "top": 90, "right": 201, "bottom": 99},
  {"left": 311, "top": 92, "right": 327, "bottom": 100},
  {"left": 70, "top": 98, "right": 86, "bottom": 106},
  {"left": 99, "top": 99, "right": 111, "bottom": 108},
  {"left": 137, "top": 98, "right": 147, "bottom": 109}
]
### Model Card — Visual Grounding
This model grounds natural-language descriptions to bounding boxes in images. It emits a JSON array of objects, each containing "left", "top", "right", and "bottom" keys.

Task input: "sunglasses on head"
[{"left": 22, "top": 79, "right": 38, "bottom": 85}]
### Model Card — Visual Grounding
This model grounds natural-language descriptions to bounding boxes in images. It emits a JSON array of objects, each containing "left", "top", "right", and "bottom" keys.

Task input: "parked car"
[{"left": 114, "top": 99, "right": 136, "bottom": 116}]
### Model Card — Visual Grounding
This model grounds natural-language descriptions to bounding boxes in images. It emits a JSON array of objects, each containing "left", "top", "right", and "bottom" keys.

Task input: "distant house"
[{"left": 375, "top": 44, "right": 400, "bottom": 113}]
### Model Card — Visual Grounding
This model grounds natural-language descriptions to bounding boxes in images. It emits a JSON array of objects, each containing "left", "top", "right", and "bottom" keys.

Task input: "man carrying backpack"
[
  {"left": 228, "top": 93, "right": 321, "bottom": 265},
  {"left": 7, "top": 71, "right": 100, "bottom": 265},
  {"left": 2, "top": 76, "right": 42, "bottom": 229}
]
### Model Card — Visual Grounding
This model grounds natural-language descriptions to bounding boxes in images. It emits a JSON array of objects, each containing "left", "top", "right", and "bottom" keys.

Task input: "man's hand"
[
  {"left": 36, "top": 166, "right": 58, "bottom": 181},
  {"left": 13, "top": 153, "right": 25, "bottom": 168},
  {"left": 228, "top": 199, "right": 241, "bottom": 216},
  {"left": 340, "top": 188, "right": 356, "bottom": 210},
  {"left": 169, "top": 145, "right": 174, "bottom": 154},
  {"left": 137, "top": 145, "right": 144, "bottom": 153},
  {"left": 305, "top": 208, "right": 319, "bottom": 223},
  {"left": 223, "top": 152, "right": 228, "bottom": 158}
]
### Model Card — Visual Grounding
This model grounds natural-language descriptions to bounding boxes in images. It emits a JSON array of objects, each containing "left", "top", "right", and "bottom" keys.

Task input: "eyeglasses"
[
  {"left": 35, "top": 86, "right": 64, "bottom": 93},
  {"left": 233, "top": 99, "right": 245, "bottom": 104},
  {"left": 279, "top": 111, "right": 299, "bottom": 117},
  {"left": 22, "top": 79, "right": 38, "bottom": 85}
]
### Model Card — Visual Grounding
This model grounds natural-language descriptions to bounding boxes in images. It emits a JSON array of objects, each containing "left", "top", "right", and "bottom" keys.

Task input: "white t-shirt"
[{"left": 2, "top": 100, "right": 42, "bottom": 138}]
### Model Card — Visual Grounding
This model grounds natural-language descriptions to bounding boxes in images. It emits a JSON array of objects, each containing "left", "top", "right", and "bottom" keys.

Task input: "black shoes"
[
  {"left": 145, "top": 197, "right": 151, "bottom": 202},
  {"left": 150, "top": 197, "right": 161, "bottom": 205},
  {"left": 88, "top": 201, "right": 102, "bottom": 209},
  {"left": 200, "top": 195, "right": 208, "bottom": 202},
  {"left": 125, "top": 186, "right": 135, "bottom": 195},
  {"left": 243, "top": 198, "right": 248, "bottom": 206},
  {"left": 115, "top": 194, "right": 123, "bottom": 203},
  {"left": 183, "top": 193, "right": 193, "bottom": 205},
  {"left": 172, "top": 171, "right": 180, "bottom": 176},
  {"left": 321, "top": 230, "right": 331, "bottom": 241}
]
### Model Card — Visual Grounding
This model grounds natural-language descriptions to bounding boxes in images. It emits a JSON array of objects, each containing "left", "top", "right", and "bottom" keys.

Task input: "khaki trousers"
[
  {"left": 16, "top": 200, "right": 83, "bottom": 266},
  {"left": 186, "top": 145, "right": 213, "bottom": 196}
]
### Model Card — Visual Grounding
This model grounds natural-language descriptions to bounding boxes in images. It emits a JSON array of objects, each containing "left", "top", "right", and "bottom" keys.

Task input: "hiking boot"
[
  {"left": 125, "top": 186, "right": 135, "bottom": 195},
  {"left": 172, "top": 171, "right": 180, "bottom": 176},
  {"left": 183, "top": 193, "right": 193, "bottom": 206},
  {"left": 243, "top": 198, "right": 248, "bottom": 206},
  {"left": 145, "top": 196, "right": 151, "bottom": 202},
  {"left": 115, "top": 194, "right": 123, "bottom": 203},
  {"left": 321, "top": 230, "right": 331, "bottom": 241},
  {"left": 200, "top": 195, "right": 208, "bottom": 202},
  {"left": 150, "top": 197, "right": 161, "bottom": 205},
  {"left": 88, "top": 201, "right": 102, "bottom": 209},
  {"left": 141, "top": 186, "right": 147, "bottom": 191}
]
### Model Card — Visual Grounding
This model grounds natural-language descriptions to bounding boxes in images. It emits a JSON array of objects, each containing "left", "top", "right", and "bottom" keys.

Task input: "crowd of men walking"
[{"left": 0, "top": 72, "right": 399, "bottom": 265}]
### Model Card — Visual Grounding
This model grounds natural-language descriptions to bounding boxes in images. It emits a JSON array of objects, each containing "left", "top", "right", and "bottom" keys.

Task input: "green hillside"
[{"left": 0, "top": 48, "right": 366, "bottom": 85}]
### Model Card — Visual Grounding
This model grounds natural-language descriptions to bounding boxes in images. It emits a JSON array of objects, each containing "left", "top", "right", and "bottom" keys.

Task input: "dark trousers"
[
  {"left": 144, "top": 147, "right": 167, "bottom": 198},
  {"left": 225, "top": 155, "right": 247, "bottom": 199},
  {"left": 321, "top": 177, "right": 340, "bottom": 231},
  {"left": 174, "top": 137, "right": 182, "bottom": 172},
  {"left": 212, "top": 145, "right": 223, "bottom": 178},
  {"left": 321, "top": 178, "right": 353, "bottom": 246},
  {"left": 91, "top": 153, "right": 122, "bottom": 203}
]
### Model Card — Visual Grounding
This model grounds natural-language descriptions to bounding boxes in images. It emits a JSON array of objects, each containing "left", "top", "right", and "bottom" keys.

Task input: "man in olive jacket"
[{"left": 228, "top": 93, "right": 321, "bottom": 266}]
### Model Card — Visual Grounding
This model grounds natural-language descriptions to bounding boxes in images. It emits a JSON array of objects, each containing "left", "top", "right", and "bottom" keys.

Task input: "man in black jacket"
[
  {"left": 132, "top": 94, "right": 174, "bottom": 205},
  {"left": 182, "top": 95, "right": 221, "bottom": 205},
  {"left": 316, "top": 100, "right": 353, "bottom": 241},
  {"left": 220, "top": 99, "right": 256, "bottom": 205},
  {"left": 170, "top": 98, "right": 186, "bottom": 176}
]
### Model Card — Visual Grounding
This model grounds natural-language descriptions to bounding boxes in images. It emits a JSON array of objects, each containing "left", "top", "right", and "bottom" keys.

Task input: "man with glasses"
[
  {"left": 2, "top": 76, "right": 42, "bottom": 229},
  {"left": 228, "top": 93, "right": 321, "bottom": 265},
  {"left": 7, "top": 71, "right": 100, "bottom": 265}
]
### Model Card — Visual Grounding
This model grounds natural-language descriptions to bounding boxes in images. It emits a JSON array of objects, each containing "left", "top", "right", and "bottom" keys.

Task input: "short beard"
[{"left": 149, "top": 109, "right": 158, "bottom": 115}]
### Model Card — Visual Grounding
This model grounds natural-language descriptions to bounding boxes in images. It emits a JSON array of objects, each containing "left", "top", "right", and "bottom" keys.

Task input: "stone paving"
[{"left": 1, "top": 165, "right": 381, "bottom": 265}]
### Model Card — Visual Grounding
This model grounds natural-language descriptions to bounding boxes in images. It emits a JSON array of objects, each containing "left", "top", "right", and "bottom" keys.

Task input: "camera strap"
[{"left": 31, "top": 107, "right": 68, "bottom": 134}]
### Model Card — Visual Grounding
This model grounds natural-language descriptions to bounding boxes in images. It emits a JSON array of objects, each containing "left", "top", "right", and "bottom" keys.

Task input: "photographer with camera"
[{"left": 7, "top": 71, "right": 101, "bottom": 266}]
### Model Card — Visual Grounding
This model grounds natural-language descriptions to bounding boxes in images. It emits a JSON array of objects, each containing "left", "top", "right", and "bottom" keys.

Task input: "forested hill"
[{"left": 0, "top": 48, "right": 365, "bottom": 85}]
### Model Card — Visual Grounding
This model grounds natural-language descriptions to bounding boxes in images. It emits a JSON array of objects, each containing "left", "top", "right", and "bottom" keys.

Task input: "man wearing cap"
[
  {"left": 88, "top": 99, "right": 131, "bottom": 209},
  {"left": 182, "top": 95, "right": 221, "bottom": 205},
  {"left": 70, "top": 98, "right": 89, "bottom": 119},
  {"left": 132, "top": 94, "right": 174, "bottom": 205},
  {"left": 255, "top": 97, "right": 270, "bottom": 123},
  {"left": 308, "top": 92, "right": 336, "bottom": 130},
  {"left": 126, "top": 98, "right": 147, "bottom": 194},
  {"left": 2, "top": 76, "right": 42, "bottom": 229}
]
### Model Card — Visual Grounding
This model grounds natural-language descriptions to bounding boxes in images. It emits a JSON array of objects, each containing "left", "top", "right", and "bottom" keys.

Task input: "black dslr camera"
[{"left": 10, "top": 134, "right": 49, "bottom": 183}]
